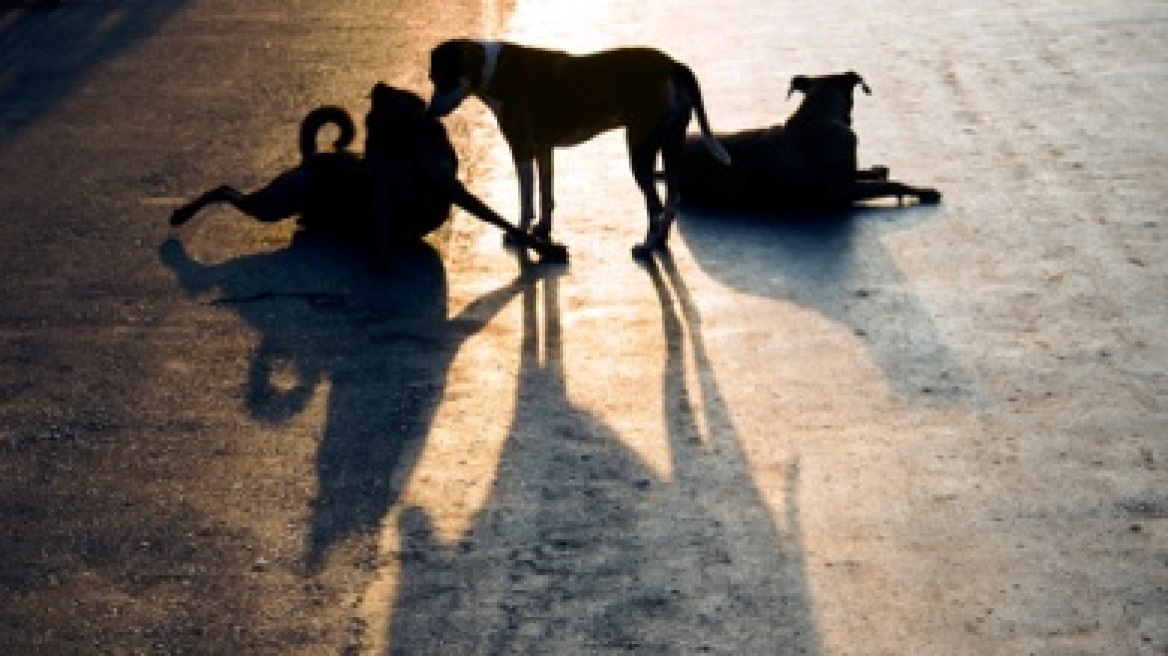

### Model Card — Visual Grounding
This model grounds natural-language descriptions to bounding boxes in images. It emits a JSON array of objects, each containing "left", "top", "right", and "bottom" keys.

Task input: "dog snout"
[{"left": 426, "top": 86, "right": 468, "bottom": 118}]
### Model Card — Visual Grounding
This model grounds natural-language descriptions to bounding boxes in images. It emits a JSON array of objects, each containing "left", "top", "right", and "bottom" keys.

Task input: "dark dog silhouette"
[
  {"left": 675, "top": 72, "right": 941, "bottom": 210},
  {"left": 170, "top": 83, "right": 567, "bottom": 265},
  {"left": 426, "top": 39, "right": 731, "bottom": 257}
]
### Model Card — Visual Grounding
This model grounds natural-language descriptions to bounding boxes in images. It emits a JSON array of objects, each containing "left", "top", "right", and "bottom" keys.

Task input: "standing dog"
[
  {"left": 426, "top": 39, "right": 732, "bottom": 257},
  {"left": 170, "top": 83, "right": 567, "bottom": 264},
  {"left": 675, "top": 72, "right": 941, "bottom": 210}
]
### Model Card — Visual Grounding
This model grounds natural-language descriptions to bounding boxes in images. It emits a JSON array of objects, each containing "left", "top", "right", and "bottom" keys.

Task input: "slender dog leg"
[
  {"left": 850, "top": 180, "right": 942, "bottom": 205},
  {"left": 651, "top": 118, "right": 689, "bottom": 248},
  {"left": 170, "top": 186, "right": 239, "bottom": 226},
  {"left": 170, "top": 168, "right": 311, "bottom": 227},
  {"left": 532, "top": 149, "right": 554, "bottom": 239},
  {"left": 856, "top": 165, "right": 890, "bottom": 182},
  {"left": 516, "top": 158, "right": 537, "bottom": 234},
  {"left": 629, "top": 140, "right": 666, "bottom": 257},
  {"left": 632, "top": 111, "right": 690, "bottom": 256},
  {"left": 444, "top": 179, "right": 568, "bottom": 262}
]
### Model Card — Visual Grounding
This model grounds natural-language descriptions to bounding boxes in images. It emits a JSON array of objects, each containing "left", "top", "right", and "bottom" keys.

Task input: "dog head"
[
  {"left": 370, "top": 82, "right": 428, "bottom": 117},
  {"left": 786, "top": 72, "right": 871, "bottom": 125},
  {"left": 787, "top": 72, "right": 871, "bottom": 100},
  {"left": 427, "top": 39, "right": 492, "bottom": 118},
  {"left": 366, "top": 82, "right": 431, "bottom": 152}
]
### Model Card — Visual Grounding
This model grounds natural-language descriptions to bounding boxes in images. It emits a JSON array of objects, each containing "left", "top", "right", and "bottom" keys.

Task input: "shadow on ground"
[
  {"left": 678, "top": 204, "right": 981, "bottom": 406},
  {"left": 161, "top": 234, "right": 534, "bottom": 574},
  {"left": 0, "top": 0, "right": 188, "bottom": 146},
  {"left": 384, "top": 254, "right": 821, "bottom": 654}
]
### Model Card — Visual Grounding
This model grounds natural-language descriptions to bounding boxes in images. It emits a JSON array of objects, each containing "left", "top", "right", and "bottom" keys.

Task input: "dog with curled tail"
[{"left": 170, "top": 83, "right": 567, "bottom": 265}]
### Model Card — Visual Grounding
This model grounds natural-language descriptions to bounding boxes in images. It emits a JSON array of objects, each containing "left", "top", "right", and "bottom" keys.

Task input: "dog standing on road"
[
  {"left": 170, "top": 83, "right": 567, "bottom": 265},
  {"left": 426, "top": 39, "right": 732, "bottom": 257},
  {"left": 675, "top": 72, "right": 941, "bottom": 210}
]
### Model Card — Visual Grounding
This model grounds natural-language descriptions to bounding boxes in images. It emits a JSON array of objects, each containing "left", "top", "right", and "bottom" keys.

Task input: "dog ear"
[
  {"left": 848, "top": 71, "right": 872, "bottom": 95},
  {"left": 430, "top": 41, "right": 465, "bottom": 89},
  {"left": 787, "top": 75, "right": 810, "bottom": 100}
]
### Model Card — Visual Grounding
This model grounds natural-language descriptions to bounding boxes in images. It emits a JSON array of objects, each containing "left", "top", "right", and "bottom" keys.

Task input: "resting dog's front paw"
[{"left": 918, "top": 188, "right": 942, "bottom": 204}]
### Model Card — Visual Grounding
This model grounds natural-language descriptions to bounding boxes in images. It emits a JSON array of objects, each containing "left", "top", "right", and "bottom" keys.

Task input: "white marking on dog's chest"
[{"left": 473, "top": 39, "right": 504, "bottom": 112}]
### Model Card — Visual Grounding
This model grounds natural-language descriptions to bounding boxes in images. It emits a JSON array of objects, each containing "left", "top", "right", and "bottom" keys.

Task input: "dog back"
[{"left": 488, "top": 45, "right": 677, "bottom": 148}]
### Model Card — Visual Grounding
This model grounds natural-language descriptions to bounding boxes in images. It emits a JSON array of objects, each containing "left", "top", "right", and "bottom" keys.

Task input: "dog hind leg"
[
  {"left": 631, "top": 109, "right": 691, "bottom": 257},
  {"left": 169, "top": 185, "right": 240, "bottom": 226},
  {"left": 170, "top": 167, "right": 313, "bottom": 227},
  {"left": 629, "top": 135, "right": 667, "bottom": 258}
]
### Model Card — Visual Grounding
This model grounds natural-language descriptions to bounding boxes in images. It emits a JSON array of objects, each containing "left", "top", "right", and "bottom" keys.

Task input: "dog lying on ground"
[
  {"left": 426, "top": 39, "right": 732, "bottom": 257},
  {"left": 674, "top": 72, "right": 941, "bottom": 210},
  {"left": 170, "top": 83, "right": 568, "bottom": 265}
]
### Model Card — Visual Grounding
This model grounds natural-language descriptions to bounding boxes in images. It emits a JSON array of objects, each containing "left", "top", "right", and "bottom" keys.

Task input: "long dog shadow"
[
  {"left": 385, "top": 258, "right": 821, "bottom": 653},
  {"left": 160, "top": 234, "right": 532, "bottom": 573},
  {"left": 678, "top": 204, "right": 982, "bottom": 406},
  {"left": 1, "top": 0, "right": 188, "bottom": 145}
]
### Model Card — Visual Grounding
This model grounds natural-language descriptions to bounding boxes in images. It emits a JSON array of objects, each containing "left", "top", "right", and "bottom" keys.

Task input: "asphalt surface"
[{"left": 1, "top": 0, "right": 1165, "bottom": 654}]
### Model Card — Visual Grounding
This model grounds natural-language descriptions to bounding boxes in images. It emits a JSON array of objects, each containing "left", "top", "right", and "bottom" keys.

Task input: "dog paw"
[
  {"left": 531, "top": 222, "right": 552, "bottom": 241},
  {"left": 631, "top": 243, "right": 654, "bottom": 260},
  {"left": 541, "top": 242, "right": 569, "bottom": 264},
  {"left": 918, "top": 189, "right": 942, "bottom": 204},
  {"left": 169, "top": 206, "right": 196, "bottom": 227},
  {"left": 503, "top": 228, "right": 546, "bottom": 247}
]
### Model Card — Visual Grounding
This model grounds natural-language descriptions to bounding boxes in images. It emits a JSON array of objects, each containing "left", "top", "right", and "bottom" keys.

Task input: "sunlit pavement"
[{"left": 0, "top": 0, "right": 1164, "bottom": 654}]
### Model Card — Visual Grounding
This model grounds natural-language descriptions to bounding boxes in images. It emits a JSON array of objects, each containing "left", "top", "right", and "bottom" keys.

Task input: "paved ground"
[{"left": 0, "top": 0, "right": 1165, "bottom": 654}]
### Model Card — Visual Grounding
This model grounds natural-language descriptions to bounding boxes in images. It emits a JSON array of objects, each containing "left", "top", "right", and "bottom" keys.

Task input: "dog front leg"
[
  {"left": 850, "top": 180, "right": 942, "bottom": 205},
  {"left": 516, "top": 158, "right": 537, "bottom": 234},
  {"left": 169, "top": 186, "right": 236, "bottom": 226},
  {"left": 444, "top": 177, "right": 568, "bottom": 262},
  {"left": 856, "top": 165, "right": 890, "bottom": 182},
  {"left": 532, "top": 149, "right": 554, "bottom": 239}
]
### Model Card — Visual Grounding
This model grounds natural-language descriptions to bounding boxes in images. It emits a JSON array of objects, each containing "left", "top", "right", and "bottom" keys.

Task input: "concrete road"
[{"left": 0, "top": 0, "right": 1164, "bottom": 654}]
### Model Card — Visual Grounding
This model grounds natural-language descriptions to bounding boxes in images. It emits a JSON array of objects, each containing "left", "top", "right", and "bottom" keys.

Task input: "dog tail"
[
  {"left": 299, "top": 106, "right": 356, "bottom": 159},
  {"left": 673, "top": 64, "right": 731, "bottom": 166}
]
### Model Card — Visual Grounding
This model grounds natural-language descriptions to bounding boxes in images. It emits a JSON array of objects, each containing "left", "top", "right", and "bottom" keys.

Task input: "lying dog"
[
  {"left": 170, "top": 83, "right": 567, "bottom": 265},
  {"left": 426, "top": 39, "right": 732, "bottom": 257},
  {"left": 675, "top": 72, "right": 941, "bottom": 210}
]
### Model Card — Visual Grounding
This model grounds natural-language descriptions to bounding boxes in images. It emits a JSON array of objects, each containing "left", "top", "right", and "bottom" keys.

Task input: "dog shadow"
[
  {"left": 1, "top": 0, "right": 188, "bottom": 145},
  {"left": 384, "top": 259, "right": 822, "bottom": 653},
  {"left": 678, "top": 203, "right": 982, "bottom": 406},
  {"left": 159, "top": 233, "right": 533, "bottom": 574}
]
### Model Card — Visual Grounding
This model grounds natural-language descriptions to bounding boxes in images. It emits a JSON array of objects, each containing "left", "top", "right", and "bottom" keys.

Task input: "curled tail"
[
  {"left": 672, "top": 63, "right": 732, "bottom": 166},
  {"left": 299, "top": 106, "right": 356, "bottom": 159}
]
